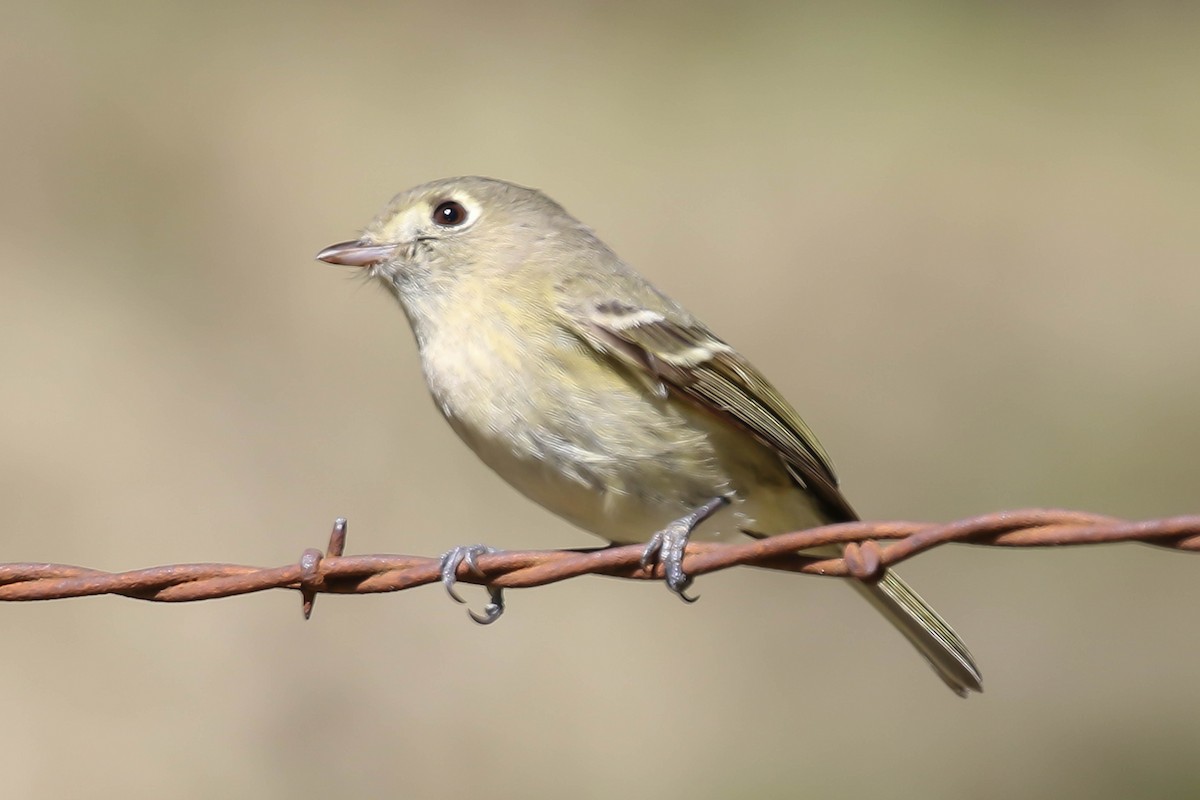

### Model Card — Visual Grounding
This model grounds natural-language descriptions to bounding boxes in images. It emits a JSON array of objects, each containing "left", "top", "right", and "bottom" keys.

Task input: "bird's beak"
[{"left": 315, "top": 239, "right": 399, "bottom": 267}]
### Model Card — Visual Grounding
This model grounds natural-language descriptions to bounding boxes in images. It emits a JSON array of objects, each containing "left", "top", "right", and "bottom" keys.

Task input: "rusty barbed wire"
[{"left": 0, "top": 509, "right": 1195, "bottom": 618}]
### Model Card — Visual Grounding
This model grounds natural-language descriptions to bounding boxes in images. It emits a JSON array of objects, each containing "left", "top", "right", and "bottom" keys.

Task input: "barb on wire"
[{"left": 0, "top": 509, "right": 1195, "bottom": 619}]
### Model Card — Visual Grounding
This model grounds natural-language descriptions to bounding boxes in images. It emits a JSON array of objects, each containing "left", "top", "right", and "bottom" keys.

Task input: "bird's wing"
[{"left": 557, "top": 295, "right": 857, "bottom": 522}]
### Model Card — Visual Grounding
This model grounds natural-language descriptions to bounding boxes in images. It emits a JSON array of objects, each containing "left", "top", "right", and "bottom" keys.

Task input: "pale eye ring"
[{"left": 432, "top": 200, "right": 468, "bottom": 227}]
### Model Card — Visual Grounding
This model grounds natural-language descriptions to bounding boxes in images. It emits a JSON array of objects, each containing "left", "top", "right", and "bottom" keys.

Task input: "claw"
[
  {"left": 641, "top": 521, "right": 700, "bottom": 602},
  {"left": 467, "top": 585, "right": 505, "bottom": 625},
  {"left": 640, "top": 523, "right": 696, "bottom": 602},
  {"left": 439, "top": 544, "right": 505, "bottom": 623}
]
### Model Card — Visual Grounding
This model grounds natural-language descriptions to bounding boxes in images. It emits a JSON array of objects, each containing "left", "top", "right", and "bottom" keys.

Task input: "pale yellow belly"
[{"left": 445, "top": 389, "right": 830, "bottom": 546}]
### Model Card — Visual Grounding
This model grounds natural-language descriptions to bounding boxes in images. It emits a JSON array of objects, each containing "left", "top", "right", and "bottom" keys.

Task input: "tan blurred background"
[{"left": 2, "top": 1, "right": 1198, "bottom": 798}]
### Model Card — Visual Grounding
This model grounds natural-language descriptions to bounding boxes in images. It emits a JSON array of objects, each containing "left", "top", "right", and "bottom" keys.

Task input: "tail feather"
[{"left": 851, "top": 570, "right": 983, "bottom": 696}]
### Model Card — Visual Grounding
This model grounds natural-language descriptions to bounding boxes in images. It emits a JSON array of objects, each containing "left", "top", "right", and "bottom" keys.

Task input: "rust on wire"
[{"left": 0, "top": 510, "right": 1195, "bottom": 617}]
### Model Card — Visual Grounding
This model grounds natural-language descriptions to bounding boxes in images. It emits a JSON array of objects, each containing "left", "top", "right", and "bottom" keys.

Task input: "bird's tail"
[{"left": 850, "top": 570, "right": 983, "bottom": 696}]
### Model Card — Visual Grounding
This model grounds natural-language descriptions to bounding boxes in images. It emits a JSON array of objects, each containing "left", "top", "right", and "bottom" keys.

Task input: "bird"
[{"left": 317, "top": 176, "right": 982, "bottom": 696}]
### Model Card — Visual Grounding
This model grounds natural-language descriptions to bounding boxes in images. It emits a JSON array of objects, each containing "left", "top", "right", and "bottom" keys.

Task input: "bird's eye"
[{"left": 432, "top": 200, "right": 468, "bottom": 227}]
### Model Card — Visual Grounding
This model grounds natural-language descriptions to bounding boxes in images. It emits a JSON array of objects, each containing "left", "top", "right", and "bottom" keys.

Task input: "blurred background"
[{"left": 1, "top": 1, "right": 1198, "bottom": 798}]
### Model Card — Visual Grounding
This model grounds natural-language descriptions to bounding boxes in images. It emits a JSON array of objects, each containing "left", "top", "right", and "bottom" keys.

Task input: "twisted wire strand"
[{"left": 0, "top": 509, "right": 1195, "bottom": 618}]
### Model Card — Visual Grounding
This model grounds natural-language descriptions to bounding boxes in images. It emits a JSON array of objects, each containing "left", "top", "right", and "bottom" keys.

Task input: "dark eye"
[{"left": 432, "top": 200, "right": 468, "bottom": 227}]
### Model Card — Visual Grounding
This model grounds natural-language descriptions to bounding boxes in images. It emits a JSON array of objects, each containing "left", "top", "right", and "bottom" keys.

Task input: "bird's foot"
[
  {"left": 641, "top": 520, "right": 698, "bottom": 602},
  {"left": 640, "top": 496, "right": 730, "bottom": 603},
  {"left": 439, "top": 544, "right": 505, "bottom": 625}
]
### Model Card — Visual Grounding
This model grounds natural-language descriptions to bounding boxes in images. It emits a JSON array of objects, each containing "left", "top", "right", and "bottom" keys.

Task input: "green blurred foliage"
[{"left": 1, "top": 2, "right": 1197, "bottom": 798}]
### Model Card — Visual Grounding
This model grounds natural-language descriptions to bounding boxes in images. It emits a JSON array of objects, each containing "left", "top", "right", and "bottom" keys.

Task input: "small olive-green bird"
[{"left": 318, "top": 176, "right": 982, "bottom": 696}]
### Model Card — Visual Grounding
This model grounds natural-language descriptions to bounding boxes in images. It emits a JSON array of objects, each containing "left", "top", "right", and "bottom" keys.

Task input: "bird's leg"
[
  {"left": 439, "top": 544, "right": 505, "bottom": 625},
  {"left": 640, "top": 496, "right": 730, "bottom": 603}
]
